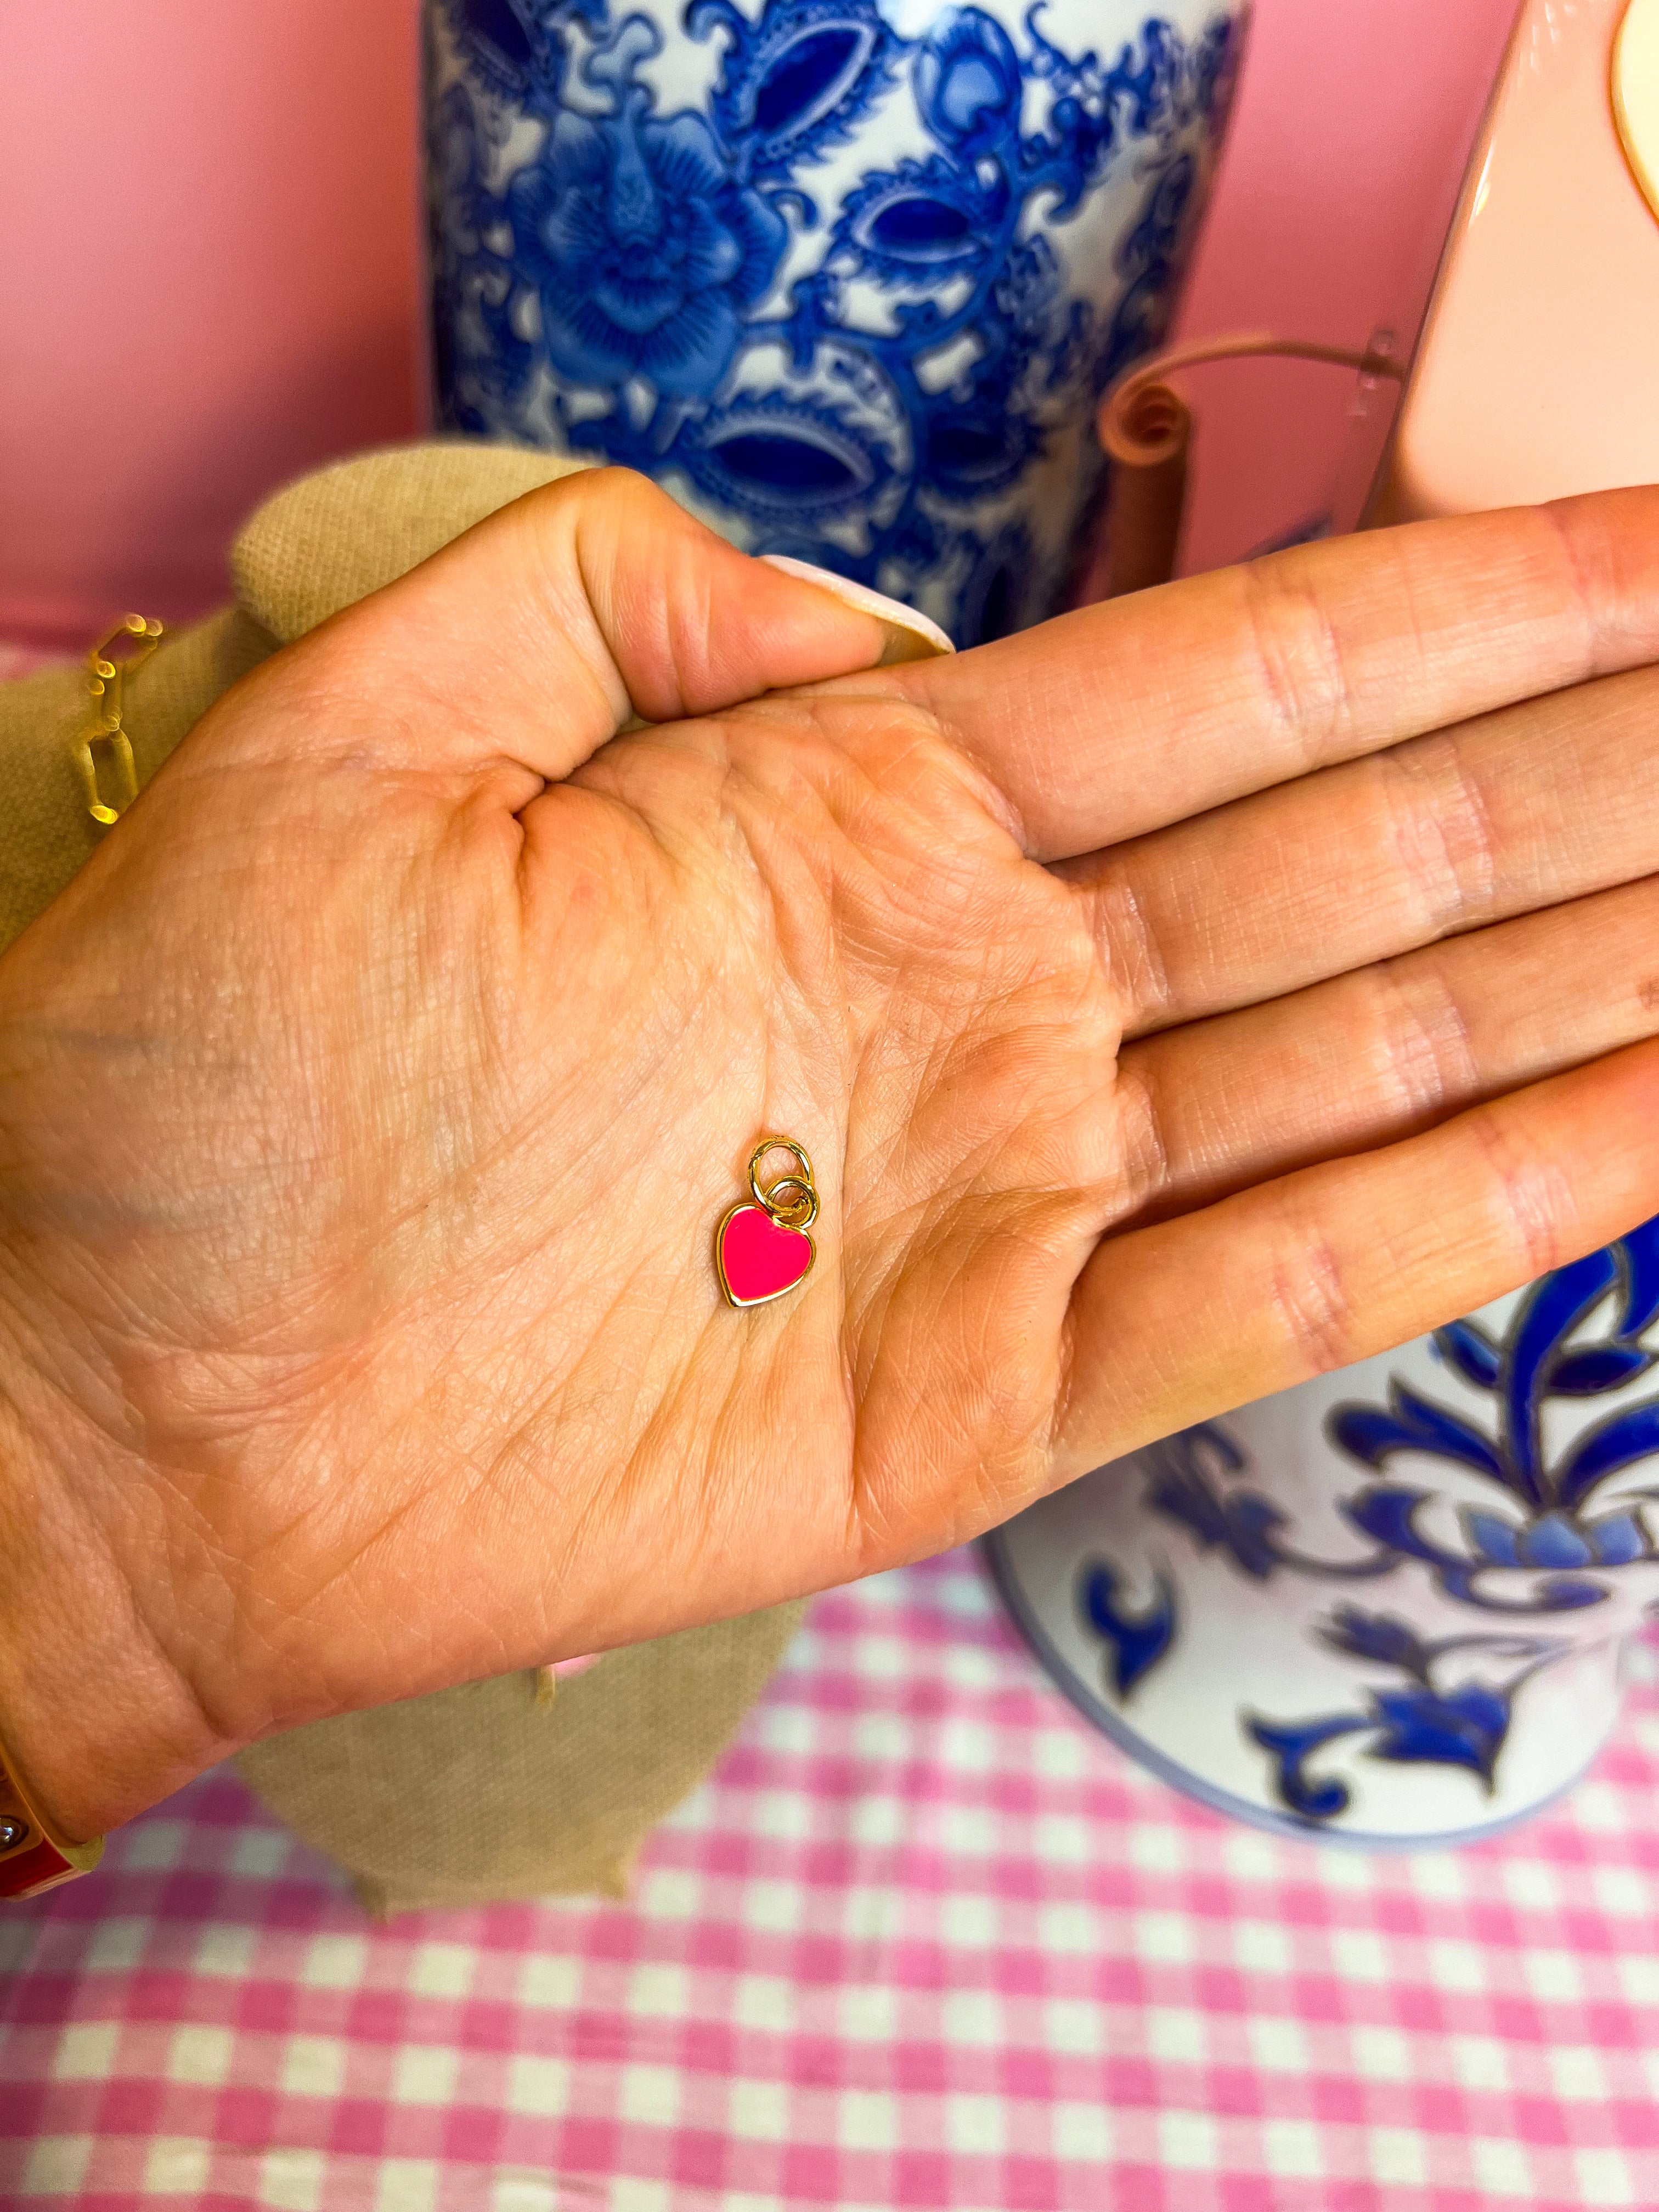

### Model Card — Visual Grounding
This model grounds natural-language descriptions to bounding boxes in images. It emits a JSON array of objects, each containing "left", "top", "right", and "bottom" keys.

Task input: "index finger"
[{"left": 878, "top": 487, "right": 1659, "bottom": 861}]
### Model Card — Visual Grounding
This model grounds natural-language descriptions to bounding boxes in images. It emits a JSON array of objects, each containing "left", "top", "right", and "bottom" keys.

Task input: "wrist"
[{"left": 0, "top": 1288, "right": 238, "bottom": 1846}]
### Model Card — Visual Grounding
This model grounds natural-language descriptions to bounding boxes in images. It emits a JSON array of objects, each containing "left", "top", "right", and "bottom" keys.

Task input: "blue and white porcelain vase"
[
  {"left": 424, "top": 0, "right": 1244, "bottom": 643},
  {"left": 987, "top": 1218, "right": 1659, "bottom": 1847}
]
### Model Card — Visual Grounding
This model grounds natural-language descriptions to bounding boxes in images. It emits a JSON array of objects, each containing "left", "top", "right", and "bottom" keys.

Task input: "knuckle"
[
  {"left": 1111, "top": 1056, "right": 1174, "bottom": 1214},
  {"left": 1240, "top": 558, "right": 1355, "bottom": 768},
  {"left": 1266, "top": 1192, "right": 1359, "bottom": 1378},
  {"left": 1367, "top": 960, "right": 1479, "bottom": 1125},
  {"left": 1467, "top": 1111, "right": 1576, "bottom": 1283},
  {"left": 1370, "top": 731, "right": 1500, "bottom": 946},
  {"left": 1078, "top": 866, "right": 1173, "bottom": 1028}
]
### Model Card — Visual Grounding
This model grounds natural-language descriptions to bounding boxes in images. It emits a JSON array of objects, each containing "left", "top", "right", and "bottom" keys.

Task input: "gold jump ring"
[
  {"left": 748, "top": 1137, "right": 814, "bottom": 1214},
  {"left": 759, "top": 1175, "right": 819, "bottom": 1232}
]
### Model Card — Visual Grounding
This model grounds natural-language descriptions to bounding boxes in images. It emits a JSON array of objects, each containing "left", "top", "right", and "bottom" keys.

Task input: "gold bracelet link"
[{"left": 72, "top": 613, "right": 163, "bottom": 826}]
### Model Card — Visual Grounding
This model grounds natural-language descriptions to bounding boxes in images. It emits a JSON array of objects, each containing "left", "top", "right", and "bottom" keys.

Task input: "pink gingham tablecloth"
[{"left": 3, "top": 1549, "right": 1659, "bottom": 2212}]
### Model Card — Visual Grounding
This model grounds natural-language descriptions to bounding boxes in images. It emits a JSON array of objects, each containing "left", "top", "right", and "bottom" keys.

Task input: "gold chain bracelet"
[{"left": 72, "top": 613, "right": 164, "bottom": 825}]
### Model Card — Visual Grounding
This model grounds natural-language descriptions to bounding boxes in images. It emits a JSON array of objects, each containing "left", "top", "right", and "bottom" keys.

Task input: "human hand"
[{"left": 4, "top": 471, "right": 1658, "bottom": 1838}]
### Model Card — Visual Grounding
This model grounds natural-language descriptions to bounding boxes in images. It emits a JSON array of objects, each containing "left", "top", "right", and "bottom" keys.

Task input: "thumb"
[{"left": 269, "top": 467, "right": 951, "bottom": 783}]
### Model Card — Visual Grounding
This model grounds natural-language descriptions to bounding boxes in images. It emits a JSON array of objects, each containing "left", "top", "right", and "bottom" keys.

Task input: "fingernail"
[{"left": 760, "top": 555, "right": 955, "bottom": 663}]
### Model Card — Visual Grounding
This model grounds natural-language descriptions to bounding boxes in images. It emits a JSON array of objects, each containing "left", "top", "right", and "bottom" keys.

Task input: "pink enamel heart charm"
[{"left": 716, "top": 1201, "right": 815, "bottom": 1308}]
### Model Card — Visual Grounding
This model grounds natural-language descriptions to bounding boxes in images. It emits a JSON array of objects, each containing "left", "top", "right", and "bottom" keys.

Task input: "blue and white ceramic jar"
[
  {"left": 424, "top": 0, "right": 1244, "bottom": 642},
  {"left": 987, "top": 1218, "right": 1659, "bottom": 1847}
]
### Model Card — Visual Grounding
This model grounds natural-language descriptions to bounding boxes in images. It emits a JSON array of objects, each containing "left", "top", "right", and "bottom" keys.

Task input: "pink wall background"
[
  {"left": 1, "top": 2, "right": 424, "bottom": 644},
  {"left": 0, "top": 0, "right": 1520, "bottom": 644}
]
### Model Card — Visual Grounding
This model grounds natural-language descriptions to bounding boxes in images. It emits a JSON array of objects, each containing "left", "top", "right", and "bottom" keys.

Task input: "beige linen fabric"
[
  {"left": 236, "top": 1607, "right": 806, "bottom": 1915},
  {"left": 0, "top": 440, "right": 806, "bottom": 1914}
]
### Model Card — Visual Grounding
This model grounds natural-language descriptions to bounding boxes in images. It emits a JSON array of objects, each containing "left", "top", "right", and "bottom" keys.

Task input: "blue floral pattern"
[
  {"left": 1335, "top": 1220, "right": 1659, "bottom": 1615},
  {"left": 509, "top": 100, "right": 788, "bottom": 394},
  {"left": 1080, "top": 1558, "right": 1177, "bottom": 1696},
  {"left": 1076, "top": 1218, "right": 1659, "bottom": 1825},
  {"left": 426, "top": 0, "right": 1240, "bottom": 641},
  {"left": 1246, "top": 1610, "right": 1560, "bottom": 1824}
]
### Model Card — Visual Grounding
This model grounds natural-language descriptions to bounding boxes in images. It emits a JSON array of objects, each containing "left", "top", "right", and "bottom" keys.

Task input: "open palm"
[{"left": 4, "top": 470, "right": 1658, "bottom": 1839}]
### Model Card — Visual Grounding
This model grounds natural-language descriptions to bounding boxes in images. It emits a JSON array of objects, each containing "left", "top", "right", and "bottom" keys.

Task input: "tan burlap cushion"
[{"left": 0, "top": 441, "right": 806, "bottom": 1915}]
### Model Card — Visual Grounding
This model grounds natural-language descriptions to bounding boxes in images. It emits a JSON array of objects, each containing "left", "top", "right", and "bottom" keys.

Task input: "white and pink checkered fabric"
[{"left": 3, "top": 1549, "right": 1659, "bottom": 2211}]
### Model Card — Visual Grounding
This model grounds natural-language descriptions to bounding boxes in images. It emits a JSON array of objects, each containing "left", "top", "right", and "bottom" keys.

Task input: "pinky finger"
[{"left": 1055, "top": 1038, "right": 1659, "bottom": 1480}]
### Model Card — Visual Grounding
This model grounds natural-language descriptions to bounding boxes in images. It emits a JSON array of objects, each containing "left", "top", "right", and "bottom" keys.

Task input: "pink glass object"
[
  {"left": 1166, "top": 0, "right": 1519, "bottom": 571},
  {"left": 1374, "top": 0, "right": 1659, "bottom": 523}
]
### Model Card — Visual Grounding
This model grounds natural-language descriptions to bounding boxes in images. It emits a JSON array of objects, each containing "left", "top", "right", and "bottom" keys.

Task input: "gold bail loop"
[{"left": 748, "top": 1137, "right": 818, "bottom": 1231}]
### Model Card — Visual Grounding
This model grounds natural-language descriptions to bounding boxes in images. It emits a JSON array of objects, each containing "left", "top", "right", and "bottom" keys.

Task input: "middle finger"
[{"left": 1065, "top": 661, "right": 1659, "bottom": 1035}]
